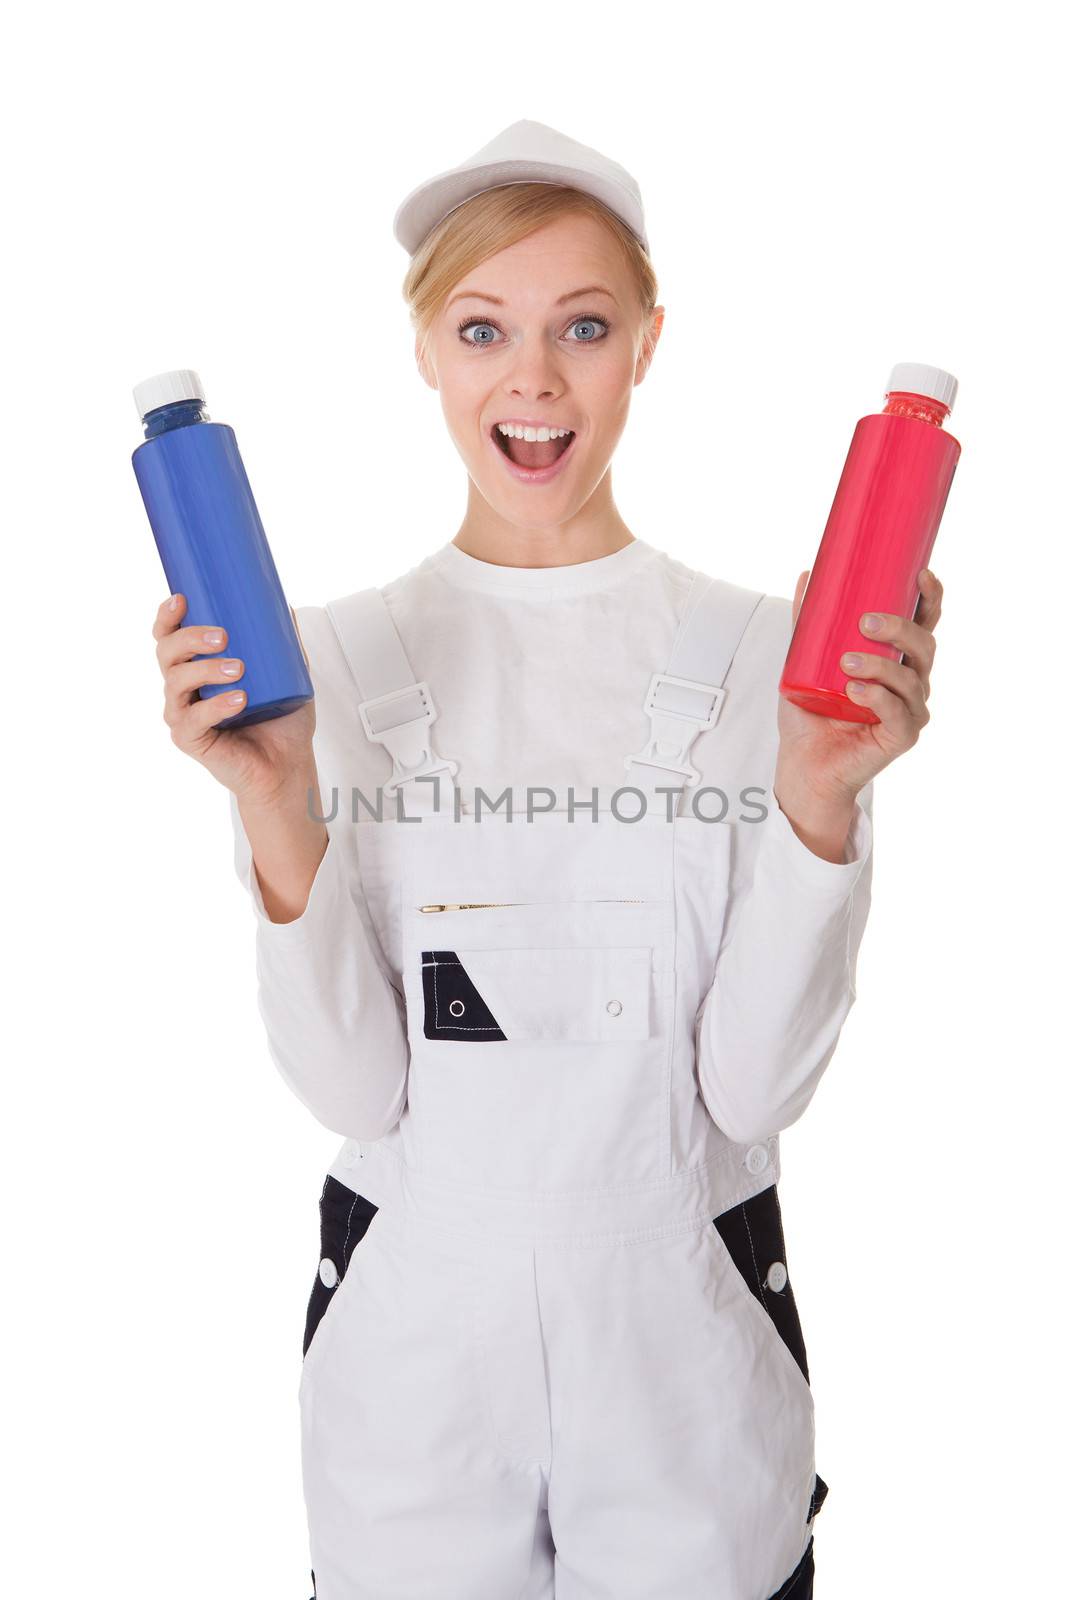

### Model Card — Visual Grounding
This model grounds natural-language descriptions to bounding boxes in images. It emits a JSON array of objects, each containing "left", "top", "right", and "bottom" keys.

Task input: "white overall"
[{"left": 298, "top": 574, "right": 824, "bottom": 1600}]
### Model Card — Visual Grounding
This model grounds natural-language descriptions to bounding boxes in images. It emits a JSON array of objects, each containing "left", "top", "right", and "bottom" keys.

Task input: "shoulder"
[
  {"left": 287, "top": 560, "right": 434, "bottom": 790},
  {"left": 290, "top": 602, "right": 349, "bottom": 696},
  {"left": 742, "top": 589, "right": 794, "bottom": 663},
  {"left": 295, "top": 555, "right": 430, "bottom": 683},
  {"left": 650, "top": 543, "right": 794, "bottom": 665}
]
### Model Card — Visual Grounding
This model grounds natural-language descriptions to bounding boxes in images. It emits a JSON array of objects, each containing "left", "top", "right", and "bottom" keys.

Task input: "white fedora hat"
[{"left": 392, "top": 118, "right": 649, "bottom": 256}]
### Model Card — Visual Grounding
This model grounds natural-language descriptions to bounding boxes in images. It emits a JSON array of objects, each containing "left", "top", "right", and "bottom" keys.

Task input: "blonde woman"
[{"left": 153, "top": 120, "right": 940, "bottom": 1600}]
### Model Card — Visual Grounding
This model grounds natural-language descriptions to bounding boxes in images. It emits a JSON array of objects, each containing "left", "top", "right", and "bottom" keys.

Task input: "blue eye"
[
  {"left": 566, "top": 316, "right": 610, "bottom": 342},
  {"left": 458, "top": 320, "right": 502, "bottom": 346}
]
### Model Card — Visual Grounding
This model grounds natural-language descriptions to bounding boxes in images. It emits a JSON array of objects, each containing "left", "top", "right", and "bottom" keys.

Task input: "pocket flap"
[{"left": 422, "top": 946, "right": 652, "bottom": 1043}]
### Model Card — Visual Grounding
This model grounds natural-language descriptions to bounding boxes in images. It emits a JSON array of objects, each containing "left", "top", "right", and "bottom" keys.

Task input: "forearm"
[
  {"left": 252, "top": 888, "right": 410, "bottom": 1139},
  {"left": 229, "top": 784, "right": 410, "bottom": 1138},
  {"left": 237, "top": 761, "right": 327, "bottom": 923},
  {"left": 696, "top": 786, "right": 874, "bottom": 1144}
]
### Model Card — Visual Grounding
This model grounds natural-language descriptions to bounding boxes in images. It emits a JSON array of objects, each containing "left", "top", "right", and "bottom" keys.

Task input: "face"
[{"left": 417, "top": 212, "right": 664, "bottom": 532}]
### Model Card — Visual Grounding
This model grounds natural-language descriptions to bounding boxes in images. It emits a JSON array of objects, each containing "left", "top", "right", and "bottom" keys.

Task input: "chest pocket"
[{"left": 421, "top": 945, "right": 652, "bottom": 1043}]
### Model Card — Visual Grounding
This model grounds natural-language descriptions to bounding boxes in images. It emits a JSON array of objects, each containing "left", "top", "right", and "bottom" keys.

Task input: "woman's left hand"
[{"left": 773, "top": 566, "right": 944, "bottom": 825}]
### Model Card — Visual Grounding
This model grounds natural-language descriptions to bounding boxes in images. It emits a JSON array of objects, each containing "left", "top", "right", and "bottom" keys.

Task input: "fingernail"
[
  {"left": 861, "top": 613, "right": 883, "bottom": 632},
  {"left": 203, "top": 630, "right": 223, "bottom": 646},
  {"left": 219, "top": 660, "right": 242, "bottom": 677},
  {"left": 841, "top": 653, "right": 862, "bottom": 670},
  {"left": 847, "top": 680, "right": 866, "bottom": 695},
  {"left": 227, "top": 691, "right": 245, "bottom": 704},
  {"left": 167, "top": 594, "right": 180, "bottom": 611}
]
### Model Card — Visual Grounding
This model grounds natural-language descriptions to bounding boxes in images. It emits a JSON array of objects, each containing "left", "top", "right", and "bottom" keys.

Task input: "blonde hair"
[{"left": 401, "top": 182, "right": 659, "bottom": 365}]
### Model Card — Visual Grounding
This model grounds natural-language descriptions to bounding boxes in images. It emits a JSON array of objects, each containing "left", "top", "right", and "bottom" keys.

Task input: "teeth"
[{"left": 496, "top": 423, "right": 573, "bottom": 441}]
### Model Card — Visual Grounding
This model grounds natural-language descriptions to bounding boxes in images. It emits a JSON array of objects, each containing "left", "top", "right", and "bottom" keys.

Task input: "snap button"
[
  {"left": 449, "top": 999, "right": 465, "bottom": 1018},
  {"left": 767, "top": 1261, "right": 788, "bottom": 1293},
  {"left": 744, "top": 1143, "right": 769, "bottom": 1174},
  {"left": 318, "top": 1258, "right": 339, "bottom": 1290},
  {"left": 606, "top": 999, "right": 623, "bottom": 1016}
]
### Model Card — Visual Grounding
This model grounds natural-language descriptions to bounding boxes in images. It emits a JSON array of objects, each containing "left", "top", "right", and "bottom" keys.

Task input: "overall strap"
[
  {"left": 625, "top": 573, "right": 766, "bottom": 800},
  {"left": 324, "top": 588, "right": 457, "bottom": 812}
]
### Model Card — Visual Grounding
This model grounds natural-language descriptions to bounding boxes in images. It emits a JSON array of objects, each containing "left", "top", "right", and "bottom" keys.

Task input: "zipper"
[{"left": 418, "top": 898, "right": 649, "bottom": 913}]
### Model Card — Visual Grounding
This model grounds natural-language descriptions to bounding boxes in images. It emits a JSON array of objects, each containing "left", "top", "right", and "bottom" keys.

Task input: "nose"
[
  {"left": 508, "top": 377, "right": 562, "bottom": 409},
  {"left": 506, "top": 338, "right": 565, "bottom": 402}
]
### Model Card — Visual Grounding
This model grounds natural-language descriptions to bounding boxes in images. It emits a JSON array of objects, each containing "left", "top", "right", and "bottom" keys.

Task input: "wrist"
[
  {"left": 236, "top": 761, "right": 323, "bottom": 825},
  {"left": 773, "top": 781, "right": 858, "bottom": 866},
  {"left": 238, "top": 771, "right": 330, "bottom": 925}
]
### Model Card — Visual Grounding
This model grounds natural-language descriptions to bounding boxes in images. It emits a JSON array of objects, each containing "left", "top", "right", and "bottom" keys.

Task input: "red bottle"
[{"left": 779, "top": 362, "right": 961, "bottom": 724}]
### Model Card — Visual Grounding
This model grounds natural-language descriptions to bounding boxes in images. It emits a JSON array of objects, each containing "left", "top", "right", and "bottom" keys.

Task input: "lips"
[{"left": 490, "top": 426, "right": 576, "bottom": 483}]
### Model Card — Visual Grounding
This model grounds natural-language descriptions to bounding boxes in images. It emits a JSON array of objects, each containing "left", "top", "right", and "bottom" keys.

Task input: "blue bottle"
[{"left": 131, "top": 369, "right": 314, "bottom": 729}]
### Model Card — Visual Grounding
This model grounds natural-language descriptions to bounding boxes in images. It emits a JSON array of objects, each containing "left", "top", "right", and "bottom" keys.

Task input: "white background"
[{"left": 3, "top": 2, "right": 1062, "bottom": 1595}]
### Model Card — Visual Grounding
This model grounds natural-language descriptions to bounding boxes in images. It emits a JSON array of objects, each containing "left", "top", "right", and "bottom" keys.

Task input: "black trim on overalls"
[
  {"left": 421, "top": 950, "right": 507, "bottom": 1040},
  {"left": 714, "top": 1185, "right": 831, "bottom": 1531},
  {"left": 767, "top": 1534, "right": 815, "bottom": 1599},
  {"left": 713, "top": 1183, "right": 810, "bottom": 1382},
  {"left": 303, "top": 1176, "right": 379, "bottom": 1358}
]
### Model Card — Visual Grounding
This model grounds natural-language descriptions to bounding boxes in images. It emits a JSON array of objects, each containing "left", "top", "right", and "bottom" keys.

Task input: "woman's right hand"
[{"left": 153, "top": 591, "right": 317, "bottom": 807}]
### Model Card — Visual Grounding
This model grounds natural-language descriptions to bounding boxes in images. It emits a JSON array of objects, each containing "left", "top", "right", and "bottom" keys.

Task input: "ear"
[
  {"left": 415, "top": 334, "right": 438, "bottom": 392},
  {"left": 634, "top": 305, "right": 665, "bottom": 387}
]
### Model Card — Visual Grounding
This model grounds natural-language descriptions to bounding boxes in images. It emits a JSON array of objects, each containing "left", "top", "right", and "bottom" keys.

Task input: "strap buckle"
[
  {"left": 624, "top": 672, "right": 727, "bottom": 787},
  {"left": 357, "top": 682, "right": 458, "bottom": 798}
]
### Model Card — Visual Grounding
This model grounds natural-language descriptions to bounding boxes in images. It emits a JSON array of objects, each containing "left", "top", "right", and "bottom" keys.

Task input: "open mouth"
[{"left": 492, "top": 426, "right": 576, "bottom": 471}]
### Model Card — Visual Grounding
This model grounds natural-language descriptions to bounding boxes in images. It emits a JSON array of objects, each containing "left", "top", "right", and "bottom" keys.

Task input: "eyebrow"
[{"left": 445, "top": 285, "right": 618, "bottom": 311}]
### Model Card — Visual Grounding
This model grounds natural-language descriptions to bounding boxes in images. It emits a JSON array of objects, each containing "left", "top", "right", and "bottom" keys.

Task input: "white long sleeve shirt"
[{"left": 230, "top": 537, "right": 873, "bottom": 1179}]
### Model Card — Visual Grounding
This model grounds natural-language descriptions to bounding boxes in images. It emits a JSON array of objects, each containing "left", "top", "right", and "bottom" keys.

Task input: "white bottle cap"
[
  {"left": 885, "top": 362, "right": 958, "bottom": 412},
  {"left": 133, "top": 368, "right": 206, "bottom": 421}
]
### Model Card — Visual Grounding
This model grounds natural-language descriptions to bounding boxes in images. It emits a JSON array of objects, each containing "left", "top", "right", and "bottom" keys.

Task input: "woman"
[{"left": 152, "top": 120, "right": 941, "bottom": 1600}]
